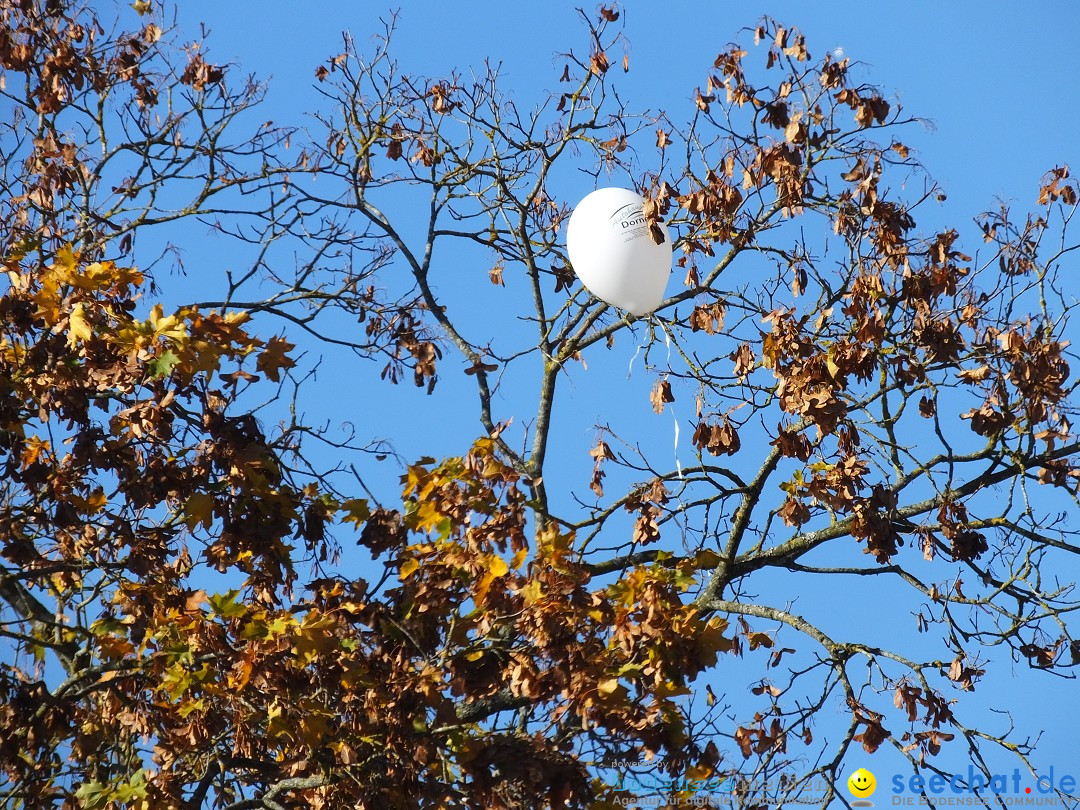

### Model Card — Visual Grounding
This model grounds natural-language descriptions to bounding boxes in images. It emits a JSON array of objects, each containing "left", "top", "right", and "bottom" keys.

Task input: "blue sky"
[{"left": 160, "top": 0, "right": 1080, "bottom": 798}]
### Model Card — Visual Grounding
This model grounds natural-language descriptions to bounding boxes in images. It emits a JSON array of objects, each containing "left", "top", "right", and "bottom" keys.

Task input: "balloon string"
[
  {"left": 629, "top": 316, "right": 685, "bottom": 483},
  {"left": 655, "top": 316, "right": 684, "bottom": 483},
  {"left": 660, "top": 317, "right": 673, "bottom": 366},
  {"left": 672, "top": 407, "right": 683, "bottom": 482},
  {"left": 627, "top": 338, "right": 643, "bottom": 378}
]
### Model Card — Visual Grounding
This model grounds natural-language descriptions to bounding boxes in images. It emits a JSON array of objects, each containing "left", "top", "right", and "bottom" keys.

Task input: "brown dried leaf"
[
  {"left": 590, "top": 440, "right": 616, "bottom": 462},
  {"left": 734, "top": 726, "right": 755, "bottom": 758},
  {"left": 730, "top": 343, "right": 755, "bottom": 382},
  {"left": 695, "top": 87, "right": 714, "bottom": 113},
  {"left": 464, "top": 358, "right": 498, "bottom": 376},
  {"left": 590, "top": 50, "right": 610, "bottom": 76},
  {"left": 650, "top": 379, "right": 675, "bottom": 414}
]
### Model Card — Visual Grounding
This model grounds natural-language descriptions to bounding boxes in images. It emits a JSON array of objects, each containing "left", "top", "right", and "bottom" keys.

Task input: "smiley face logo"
[{"left": 847, "top": 767, "right": 876, "bottom": 799}]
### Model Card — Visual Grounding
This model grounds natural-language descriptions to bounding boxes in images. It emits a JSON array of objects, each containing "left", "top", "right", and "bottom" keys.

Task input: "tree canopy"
[{"left": 2, "top": 2, "right": 1079, "bottom": 808}]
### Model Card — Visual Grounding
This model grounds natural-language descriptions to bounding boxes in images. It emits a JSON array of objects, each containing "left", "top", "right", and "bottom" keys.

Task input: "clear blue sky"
[{"left": 164, "top": 0, "right": 1080, "bottom": 797}]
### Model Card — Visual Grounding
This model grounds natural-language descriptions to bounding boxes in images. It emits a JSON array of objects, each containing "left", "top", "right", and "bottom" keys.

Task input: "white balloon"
[{"left": 566, "top": 187, "right": 672, "bottom": 316}]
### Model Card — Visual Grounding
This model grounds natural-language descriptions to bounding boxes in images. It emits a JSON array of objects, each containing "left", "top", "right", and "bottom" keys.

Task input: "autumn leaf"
[
  {"left": 693, "top": 418, "right": 740, "bottom": 456},
  {"left": 1020, "top": 642, "right": 1060, "bottom": 668},
  {"left": 183, "top": 492, "right": 216, "bottom": 531},
  {"left": 840, "top": 157, "right": 867, "bottom": 183},
  {"left": 957, "top": 365, "right": 991, "bottom": 383},
  {"left": 650, "top": 378, "right": 675, "bottom": 413},
  {"left": 590, "top": 49, "right": 610, "bottom": 76},
  {"left": 730, "top": 343, "right": 755, "bottom": 381},
  {"left": 20, "top": 437, "right": 50, "bottom": 469},
  {"left": 734, "top": 726, "right": 755, "bottom": 758},
  {"left": 792, "top": 264, "right": 808, "bottom": 297},
  {"left": 147, "top": 349, "right": 180, "bottom": 378},
  {"left": 747, "top": 632, "right": 773, "bottom": 651},
  {"left": 695, "top": 87, "right": 714, "bottom": 112},
  {"left": 597, "top": 677, "right": 621, "bottom": 695},
  {"left": 464, "top": 357, "right": 498, "bottom": 376},
  {"left": 256, "top": 336, "right": 297, "bottom": 383},
  {"left": 590, "top": 440, "right": 615, "bottom": 464},
  {"left": 67, "top": 302, "right": 92, "bottom": 348},
  {"left": 339, "top": 498, "right": 370, "bottom": 528},
  {"left": 589, "top": 439, "right": 616, "bottom": 497},
  {"left": 147, "top": 303, "right": 188, "bottom": 343},
  {"left": 207, "top": 590, "right": 247, "bottom": 619}
]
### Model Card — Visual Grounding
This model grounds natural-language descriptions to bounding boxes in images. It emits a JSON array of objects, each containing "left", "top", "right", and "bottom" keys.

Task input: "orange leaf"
[{"left": 256, "top": 336, "right": 296, "bottom": 383}]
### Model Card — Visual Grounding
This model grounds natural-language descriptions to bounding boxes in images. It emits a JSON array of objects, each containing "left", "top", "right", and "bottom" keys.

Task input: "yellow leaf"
[
  {"left": 685, "top": 763, "right": 715, "bottom": 780},
  {"left": 653, "top": 680, "right": 691, "bottom": 698},
  {"left": 339, "top": 498, "right": 370, "bottom": 527},
  {"left": 266, "top": 614, "right": 295, "bottom": 636},
  {"left": 520, "top": 580, "right": 543, "bottom": 604},
  {"left": 67, "top": 303, "right": 92, "bottom": 348},
  {"left": 487, "top": 555, "right": 509, "bottom": 578},
  {"left": 693, "top": 549, "right": 722, "bottom": 569},
  {"left": 698, "top": 617, "right": 733, "bottom": 662},
  {"left": 183, "top": 492, "right": 215, "bottom": 531},
  {"left": 76, "top": 261, "right": 117, "bottom": 291},
  {"left": 148, "top": 304, "right": 188, "bottom": 343},
  {"left": 85, "top": 489, "right": 107, "bottom": 513},
  {"left": 511, "top": 548, "right": 528, "bottom": 569},
  {"left": 537, "top": 525, "right": 573, "bottom": 567},
  {"left": 748, "top": 631, "right": 774, "bottom": 650},
  {"left": 399, "top": 558, "right": 419, "bottom": 580},
  {"left": 293, "top": 616, "right": 338, "bottom": 663},
  {"left": 177, "top": 697, "right": 206, "bottom": 718},
  {"left": 406, "top": 498, "right": 445, "bottom": 534},
  {"left": 826, "top": 352, "right": 841, "bottom": 381},
  {"left": 597, "top": 677, "right": 621, "bottom": 695},
  {"left": 473, "top": 571, "right": 495, "bottom": 605},
  {"left": 57, "top": 243, "right": 76, "bottom": 274}
]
